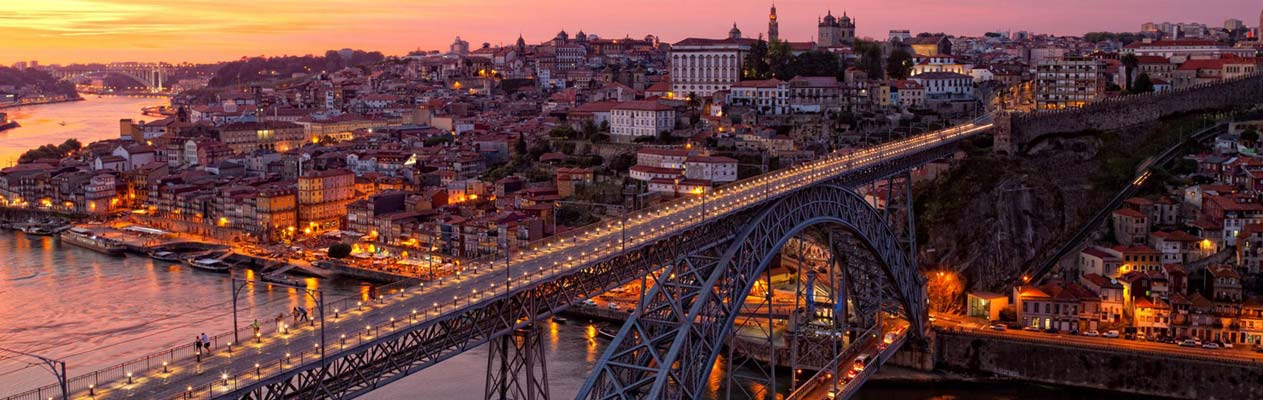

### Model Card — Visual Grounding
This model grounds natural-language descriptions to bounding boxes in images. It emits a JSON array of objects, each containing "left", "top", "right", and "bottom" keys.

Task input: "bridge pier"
[{"left": 485, "top": 324, "right": 550, "bottom": 400}]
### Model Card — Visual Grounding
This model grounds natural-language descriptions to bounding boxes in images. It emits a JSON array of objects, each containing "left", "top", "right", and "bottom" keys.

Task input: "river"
[
  {"left": 0, "top": 96, "right": 166, "bottom": 167},
  {"left": 0, "top": 99, "right": 1145, "bottom": 399}
]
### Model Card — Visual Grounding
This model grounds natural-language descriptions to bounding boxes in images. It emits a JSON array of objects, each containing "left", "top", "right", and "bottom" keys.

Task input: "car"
[
  {"left": 1202, "top": 342, "right": 1220, "bottom": 350},
  {"left": 1023, "top": 326, "right": 1041, "bottom": 332},
  {"left": 845, "top": 369, "right": 859, "bottom": 380},
  {"left": 1103, "top": 330, "right": 1121, "bottom": 338},
  {"left": 1221, "top": 341, "right": 1234, "bottom": 349},
  {"left": 989, "top": 324, "right": 1006, "bottom": 331},
  {"left": 607, "top": 303, "right": 620, "bottom": 311},
  {"left": 582, "top": 299, "right": 598, "bottom": 307},
  {"left": 1180, "top": 339, "right": 1198, "bottom": 347},
  {"left": 827, "top": 390, "right": 837, "bottom": 399},
  {"left": 1043, "top": 328, "right": 1058, "bottom": 334},
  {"left": 1253, "top": 346, "right": 1263, "bottom": 354},
  {"left": 1083, "top": 330, "right": 1099, "bottom": 337}
]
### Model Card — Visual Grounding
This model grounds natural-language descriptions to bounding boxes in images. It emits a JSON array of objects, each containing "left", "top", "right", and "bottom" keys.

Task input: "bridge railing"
[{"left": 938, "top": 327, "right": 1263, "bottom": 367}]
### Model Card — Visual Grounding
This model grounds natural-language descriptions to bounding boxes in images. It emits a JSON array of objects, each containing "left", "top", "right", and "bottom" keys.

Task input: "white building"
[
  {"left": 910, "top": 72, "right": 973, "bottom": 101},
  {"left": 683, "top": 156, "right": 738, "bottom": 182},
  {"left": 669, "top": 27, "right": 757, "bottom": 98},
  {"left": 728, "top": 79, "right": 789, "bottom": 115},
  {"left": 610, "top": 101, "right": 675, "bottom": 137}
]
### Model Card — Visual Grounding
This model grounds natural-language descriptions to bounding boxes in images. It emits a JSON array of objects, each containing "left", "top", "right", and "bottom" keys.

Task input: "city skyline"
[{"left": 2, "top": 0, "right": 1259, "bottom": 65}]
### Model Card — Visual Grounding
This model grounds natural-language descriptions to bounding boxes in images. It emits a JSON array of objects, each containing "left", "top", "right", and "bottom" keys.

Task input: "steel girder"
[{"left": 578, "top": 185, "right": 927, "bottom": 400}]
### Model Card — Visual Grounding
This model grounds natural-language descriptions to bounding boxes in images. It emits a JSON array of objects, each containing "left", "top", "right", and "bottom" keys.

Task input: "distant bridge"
[{"left": 46, "top": 64, "right": 168, "bottom": 92}]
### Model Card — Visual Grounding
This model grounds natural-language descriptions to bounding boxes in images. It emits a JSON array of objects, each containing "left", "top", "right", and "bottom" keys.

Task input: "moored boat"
[
  {"left": 186, "top": 258, "right": 231, "bottom": 273},
  {"left": 261, "top": 272, "right": 303, "bottom": 287},
  {"left": 150, "top": 251, "right": 184, "bottom": 262},
  {"left": 59, "top": 228, "right": 125, "bottom": 256}
]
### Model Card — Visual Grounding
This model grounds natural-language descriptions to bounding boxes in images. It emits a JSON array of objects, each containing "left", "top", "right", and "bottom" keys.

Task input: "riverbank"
[{"left": 0, "top": 95, "right": 83, "bottom": 109}]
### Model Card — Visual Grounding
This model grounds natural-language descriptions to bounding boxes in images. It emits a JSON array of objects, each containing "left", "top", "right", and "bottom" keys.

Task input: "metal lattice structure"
[
  {"left": 220, "top": 119, "right": 974, "bottom": 400},
  {"left": 577, "top": 184, "right": 925, "bottom": 400}
]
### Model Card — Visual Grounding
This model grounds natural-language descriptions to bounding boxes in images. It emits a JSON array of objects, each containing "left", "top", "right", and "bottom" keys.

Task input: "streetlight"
[{"left": 0, "top": 348, "right": 67, "bottom": 400}]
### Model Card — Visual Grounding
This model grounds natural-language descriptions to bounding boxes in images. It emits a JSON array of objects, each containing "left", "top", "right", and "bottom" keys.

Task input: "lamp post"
[{"left": 0, "top": 347, "right": 67, "bottom": 400}]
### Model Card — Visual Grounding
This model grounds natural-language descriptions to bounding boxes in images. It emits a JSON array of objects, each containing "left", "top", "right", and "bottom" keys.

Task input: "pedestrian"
[
  {"left": 291, "top": 307, "right": 299, "bottom": 324},
  {"left": 252, "top": 319, "right": 261, "bottom": 337},
  {"left": 194, "top": 336, "right": 202, "bottom": 353},
  {"left": 299, "top": 306, "right": 309, "bottom": 322},
  {"left": 200, "top": 332, "right": 210, "bottom": 354},
  {"left": 275, "top": 313, "right": 284, "bottom": 330}
]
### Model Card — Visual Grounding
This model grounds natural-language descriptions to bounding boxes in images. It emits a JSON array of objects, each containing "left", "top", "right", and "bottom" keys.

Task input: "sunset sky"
[{"left": 1, "top": 0, "right": 1258, "bottom": 65}]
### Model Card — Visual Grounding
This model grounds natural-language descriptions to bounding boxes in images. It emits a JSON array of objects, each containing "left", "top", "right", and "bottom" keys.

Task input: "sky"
[{"left": 0, "top": 0, "right": 1258, "bottom": 65}]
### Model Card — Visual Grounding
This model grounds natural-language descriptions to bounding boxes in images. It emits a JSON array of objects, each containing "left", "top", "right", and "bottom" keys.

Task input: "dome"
[
  {"left": 729, "top": 23, "right": 742, "bottom": 39},
  {"left": 822, "top": 11, "right": 836, "bottom": 25}
]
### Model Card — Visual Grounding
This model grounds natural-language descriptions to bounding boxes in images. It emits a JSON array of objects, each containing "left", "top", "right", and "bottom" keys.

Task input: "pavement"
[{"left": 45, "top": 121, "right": 995, "bottom": 400}]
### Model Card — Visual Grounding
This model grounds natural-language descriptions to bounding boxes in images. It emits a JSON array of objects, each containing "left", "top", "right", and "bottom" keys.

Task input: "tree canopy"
[
  {"left": 18, "top": 139, "right": 81, "bottom": 164},
  {"left": 209, "top": 50, "right": 385, "bottom": 87}
]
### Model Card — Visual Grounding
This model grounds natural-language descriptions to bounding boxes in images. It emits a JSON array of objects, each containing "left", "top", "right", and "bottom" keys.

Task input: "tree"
[
  {"left": 1242, "top": 129, "right": 1260, "bottom": 146},
  {"left": 1121, "top": 54, "right": 1139, "bottom": 90},
  {"left": 853, "top": 41, "right": 884, "bottom": 79},
  {"left": 1130, "top": 73, "right": 1155, "bottom": 94},
  {"left": 514, "top": 135, "right": 528, "bottom": 157},
  {"left": 742, "top": 39, "right": 771, "bottom": 80},
  {"left": 786, "top": 51, "right": 842, "bottom": 78},
  {"left": 767, "top": 40, "right": 794, "bottom": 78},
  {"left": 886, "top": 49, "right": 914, "bottom": 80},
  {"left": 328, "top": 243, "right": 352, "bottom": 259}
]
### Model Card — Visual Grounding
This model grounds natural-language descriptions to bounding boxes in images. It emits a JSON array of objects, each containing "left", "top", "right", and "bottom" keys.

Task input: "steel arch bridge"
[
  {"left": 28, "top": 117, "right": 991, "bottom": 400},
  {"left": 218, "top": 120, "right": 972, "bottom": 400},
  {"left": 577, "top": 183, "right": 925, "bottom": 400},
  {"left": 49, "top": 67, "right": 167, "bottom": 90}
]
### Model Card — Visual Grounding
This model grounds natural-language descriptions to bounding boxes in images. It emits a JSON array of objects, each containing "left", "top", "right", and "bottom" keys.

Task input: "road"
[
  {"left": 931, "top": 314, "right": 1263, "bottom": 363},
  {"left": 36, "top": 119, "right": 995, "bottom": 400}
]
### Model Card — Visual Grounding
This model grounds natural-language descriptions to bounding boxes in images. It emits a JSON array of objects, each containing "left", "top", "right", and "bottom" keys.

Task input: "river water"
[
  {"left": 0, "top": 99, "right": 1146, "bottom": 399},
  {"left": 0, "top": 96, "right": 166, "bottom": 167}
]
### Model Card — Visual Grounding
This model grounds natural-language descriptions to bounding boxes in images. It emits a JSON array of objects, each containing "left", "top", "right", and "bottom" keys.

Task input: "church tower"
[{"left": 768, "top": 3, "right": 779, "bottom": 42}]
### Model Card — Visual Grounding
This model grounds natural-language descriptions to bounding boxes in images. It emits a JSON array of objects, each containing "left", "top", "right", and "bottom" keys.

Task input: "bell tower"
[{"left": 768, "top": 3, "right": 779, "bottom": 42}]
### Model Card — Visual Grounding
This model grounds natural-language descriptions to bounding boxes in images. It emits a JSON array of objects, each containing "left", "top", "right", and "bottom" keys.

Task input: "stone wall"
[
  {"left": 933, "top": 329, "right": 1263, "bottom": 399},
  {"left": 996, "top": 73, "right": 1263, "bottom": 155}
]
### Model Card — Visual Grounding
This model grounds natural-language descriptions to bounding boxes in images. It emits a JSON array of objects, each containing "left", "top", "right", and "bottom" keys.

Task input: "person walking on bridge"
[{"left": 200, "top": 332, "right": 210, "bottom": 354}]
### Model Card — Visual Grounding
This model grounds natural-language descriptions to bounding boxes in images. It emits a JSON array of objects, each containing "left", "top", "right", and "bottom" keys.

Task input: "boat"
[
  {"left": 0, "top": 112, "right": 18, "bottom": 132},
  {"left": 261, "top": 272, "right": 303, "bottom": 287},
  {"left": 21, "top": 225, "right": 58, "bottom": 236},
  {"left": 59, "top": 228, "right": 126, "bottom": 256},
  {"left": 149, "top": 251, "right": 184, "bottom": 262},
  {"left": 58, "top": 121, "right": 66, "bottom": 126},
  {"left": 186, "top": 258, "right": 231, "bottom": 273}
]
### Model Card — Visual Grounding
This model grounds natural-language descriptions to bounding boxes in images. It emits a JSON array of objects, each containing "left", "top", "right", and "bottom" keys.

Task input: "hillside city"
[{"left": 3, "top": 5, "right": 1263, "bottom": 399}]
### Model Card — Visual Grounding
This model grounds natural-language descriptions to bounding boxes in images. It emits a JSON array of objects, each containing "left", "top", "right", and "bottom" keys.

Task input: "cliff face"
[{"left": 917, "top": 123, "right": 1164, "bottom": 292}]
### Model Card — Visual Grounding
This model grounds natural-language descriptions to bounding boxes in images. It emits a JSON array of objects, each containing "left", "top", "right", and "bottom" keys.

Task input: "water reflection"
[
  {"left": 0, "top": 96, "right": 162, "bottom": 166},
  {"left": 0, "top": 231, "right": 358, "bottom": 396}
]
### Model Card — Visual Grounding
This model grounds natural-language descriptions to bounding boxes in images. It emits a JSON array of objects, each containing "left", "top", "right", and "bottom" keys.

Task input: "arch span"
[{"left": 579, "top": 184, "right": 926, "bottom": 399}]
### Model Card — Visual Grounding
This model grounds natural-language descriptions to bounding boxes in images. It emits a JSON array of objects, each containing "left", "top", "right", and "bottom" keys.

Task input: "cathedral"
[{"left": 817, "top": 10, "right": 856, "bottom": 47}]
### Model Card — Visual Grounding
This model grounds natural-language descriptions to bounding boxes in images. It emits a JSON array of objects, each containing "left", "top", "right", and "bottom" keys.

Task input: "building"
[
  {"left": 609, "top": 101, "right": 675, "bottom": 138},
  {"left": 909, "top": 72, "right": 973, "bottom": 102},
  {"left": 909, "top": 35, "right": 952, "bottom": 57},
  {"left": 1122, "top": 39, "right": 1255, "bottom": 62},
  {"left": 669, "top": 32, "right": 757, "bottom": 98},
  {"left": 218, "top": 121, "right": 306, "bottom": 154},
  {"left": 817, "top": 11, "right": 856, "bottom": 47},
  {"left": 768, "top": 4, "right": 779, "bottom": 42},
  {"left": 1036, "top": 56, "right": 1107, "bottom": 110},
  {"left": 889, "top": 80, "right": 924, "bottom": 108},
  {"left": 1111, "top": 208, "right": 1150, "bottom": 246},
  {"left": 297, "top": 169, "right": 355, "bottom": 232},
  {"left": 728, "top": 79, "right": 789, "bottom": 115},
  {"left": 966, "top": 291, "right": 1008, "bottom": 322}
]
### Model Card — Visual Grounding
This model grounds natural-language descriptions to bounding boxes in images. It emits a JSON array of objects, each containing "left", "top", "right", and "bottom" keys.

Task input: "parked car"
[
  {"left": 1202, "top": 342, "right": 1220, "bottom": 350},
  {"left": 1180, "top": 339, "right": 1198, "bottom": 347},
  {"left": 1103, "top": 330, "right": 1121, "bottom": 338},
  {"left": 1220, "top": 341, "right": 1233, "bottom": 349},
  {"left": 1023, "top": 326, "right": 1041, "bottom": 332},
  {"left": 1083, "top": 330, "right": 1100, "bottom": 337},
  {"left": 989, "top": 324, "right": 1006, "bottom": 331},
  {"left": 1043, "top": 328, "right": 1058, "bottom": 334}
]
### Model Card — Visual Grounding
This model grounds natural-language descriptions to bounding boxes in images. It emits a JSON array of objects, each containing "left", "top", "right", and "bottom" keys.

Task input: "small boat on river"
[{"left": 59, "top": 228, "right": 125, "bottom": 256}]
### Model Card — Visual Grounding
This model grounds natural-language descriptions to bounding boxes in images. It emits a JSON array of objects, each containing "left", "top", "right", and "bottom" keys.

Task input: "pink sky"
[{"left": 2, "top": 0, "right": 1259, "bottom": 64}]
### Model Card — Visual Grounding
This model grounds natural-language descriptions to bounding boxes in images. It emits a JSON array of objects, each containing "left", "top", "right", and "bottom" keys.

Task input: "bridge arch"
[
  {"left": 579, "top": 184, "right": 926, "bottom": 399},
  {"left": 60, "top": 70, "right": 163, "bottom": 90}
]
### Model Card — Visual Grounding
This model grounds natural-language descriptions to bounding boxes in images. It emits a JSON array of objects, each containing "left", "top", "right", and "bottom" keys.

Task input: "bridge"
[
  {"left": 45, "top": 63, "right": 169, "bottom": 92},
  {"left": 5, "top": 117, "right": 995, "bottom": 400}
]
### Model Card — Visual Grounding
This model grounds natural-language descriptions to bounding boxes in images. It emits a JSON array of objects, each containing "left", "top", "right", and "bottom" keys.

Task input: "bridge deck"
[{"left": 21, "top": 120, "right": 991, "bottom": 400}]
